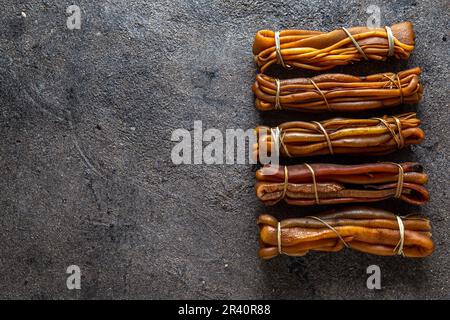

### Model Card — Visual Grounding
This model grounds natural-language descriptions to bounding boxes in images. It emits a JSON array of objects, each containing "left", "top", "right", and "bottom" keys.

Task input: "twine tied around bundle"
[
  {"left": 274, "top": 78, "right": 282, "bottom": 110},
  {"left": 274, "top": 31, "right": 291, "bottom": 69},
  {"left": 394, "top": 216, "right": 405, "bottom": 256},
  {"left": 312, "top": 121, "right": 334, "bottom": 155},
  {"left": 394, "top": 163, "right": 405, "bottom": 199},
  {"left": 280, "top": 165, "right": 289, "bottom": 200},
  {"left": 304, "top": 163, "right": 320, "bottom": 204},
  {"left": 385, "top": 26, "right": 395, "bottom": 57},
  {"left": 342, "top": 27, "right": 369, "bottom": 60},
  {"left": 270, "top": 127, "right": 292, "bottom": 157},
  {"left": 379, "top": 162, "right": 404, "bottom": 199},
  {"left": 277, "top": 221, "right": 283, "bottom": 254},
  {"left": 382, "top": 73, "right": 404, "bottom": 103},
  {"left": 373, "top": 116, "right": 405, "bottom": 149},
  {"left": 309, "top": 79, "right": 331, "bottom": 111}
]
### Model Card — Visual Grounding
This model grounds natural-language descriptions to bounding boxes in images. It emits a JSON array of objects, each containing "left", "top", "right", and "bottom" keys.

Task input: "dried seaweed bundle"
[
  {"left": 253, "top": 22, "right": 415, "bottom": 72},
  {"left": 258, "top": 207, "right": 434, "bottom": 259},
  {"left": 253, "top": 68, "right": 422, "bottom": 112},
  {"left": 253, "top": 113, "right": 424, "bottom": 158},
  {"left": 255, "top": 162, "right": 429, "bottom": 206}
]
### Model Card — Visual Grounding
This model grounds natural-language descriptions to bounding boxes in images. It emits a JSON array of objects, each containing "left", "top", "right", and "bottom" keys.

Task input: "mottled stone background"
[{"left": 0, "top": 0, "right": 448, "bottom": 299}]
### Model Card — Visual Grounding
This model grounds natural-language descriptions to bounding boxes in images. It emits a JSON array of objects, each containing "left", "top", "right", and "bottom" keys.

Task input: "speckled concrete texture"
[{"left": 0, "top": 0, "right": 448, "bottom": 299}]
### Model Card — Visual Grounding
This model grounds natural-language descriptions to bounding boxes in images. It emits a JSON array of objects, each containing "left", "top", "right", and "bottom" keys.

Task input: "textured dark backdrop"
[{"left": 0, "top": 0, "right": 449, "bottom": 299}]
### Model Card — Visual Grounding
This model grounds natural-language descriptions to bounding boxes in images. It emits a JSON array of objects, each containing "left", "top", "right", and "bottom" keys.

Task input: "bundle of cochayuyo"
[
  {"left": 251, "top": 21, "right": 434, "bottom": 259},
  {"left": 253, "top": 22, "right": 415, "bottom": 72},
  {"left": 253, "top": 113, "right": 424, "bottom": 158},
  {"left": 258, "top": 207, "right": 434, "bottom": 259},
  {"left": 252, "top": 68, "right": 423, "bottom": 112},
  {"left": 255, "top": 163, "right": 429, "bottom": 206}
]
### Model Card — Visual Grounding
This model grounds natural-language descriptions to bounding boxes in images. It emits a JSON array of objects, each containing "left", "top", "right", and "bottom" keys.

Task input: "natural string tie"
[
  {"left": 383, "top": 73, "right": 403, "bottom": 103},
  {"left": 270, "top": 127, "right": 292, "bottom": 157},
  {"left": 304, "top": 163, "right": 320, "bottom": 204},
  {"left": 374, "top": 116, "right": 404, "bottom": 149},
  {"left": 309, "top": 79, "right": 331, "bottom": 111},
  {"left": 274, "top": 78, "right": 282, "bottom": 110},
  {"left": 313, "top": 121, "right": 334, "bottom": 154},
  {"left": 280, "top": 165, "right": 289, "bottom": 200},
  {"left": 274, "top": 31, "right": 290, "bottom": 68},
  {"left": 306, "top": 216, "right": 350, "bottom": 248},
  {"left": 342, "top": 27, "right": 368, "bottom": 60},
  {"left": 385, "top": 26, "right": 395, "bottom": 57},
  {"left": 394, "top": 163, "right": 404, "bottom": 199},
  {"left": 277, "top": 221, "right": 283, "bottom": 254},
  {"left": 394, "top": 216, "right": 405, "bottom": 256}
]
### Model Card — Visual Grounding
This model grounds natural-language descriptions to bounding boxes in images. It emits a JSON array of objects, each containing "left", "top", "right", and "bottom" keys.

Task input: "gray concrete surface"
[{"left": 0, "top": 0, "right": 449, "bottom": 299}]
